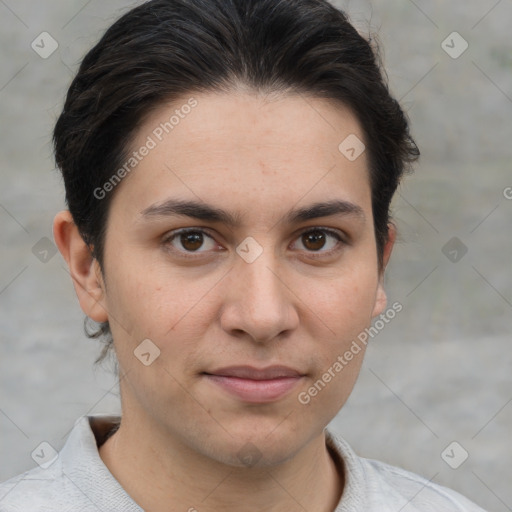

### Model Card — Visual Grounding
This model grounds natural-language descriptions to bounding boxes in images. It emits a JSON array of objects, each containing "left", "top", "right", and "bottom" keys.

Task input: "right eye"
[{"left": 162, "top": 228, "right": 223, "bottom": 257}]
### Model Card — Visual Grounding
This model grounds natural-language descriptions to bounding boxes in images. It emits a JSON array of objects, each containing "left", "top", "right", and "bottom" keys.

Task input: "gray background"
[{"left": 0, "top": 1, "right": 511, "bottom": 510}]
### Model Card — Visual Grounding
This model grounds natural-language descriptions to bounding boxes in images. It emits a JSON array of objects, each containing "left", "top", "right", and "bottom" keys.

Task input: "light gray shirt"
[{"left": 0, "top": 415, "right": 486, "bottom": 511}]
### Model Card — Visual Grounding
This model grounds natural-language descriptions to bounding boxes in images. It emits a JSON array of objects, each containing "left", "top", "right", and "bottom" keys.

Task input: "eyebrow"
[{"left": 140, "top": 198, "right": 365, "bottom": 226}]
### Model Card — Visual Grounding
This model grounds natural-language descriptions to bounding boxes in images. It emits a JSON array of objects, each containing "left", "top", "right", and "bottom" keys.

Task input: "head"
[{"left": 53, "top": 0, "right": 418, "bottom": 467}]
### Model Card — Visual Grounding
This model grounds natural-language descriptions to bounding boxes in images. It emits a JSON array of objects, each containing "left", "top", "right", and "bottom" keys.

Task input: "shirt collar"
[{"left": 59, "top": 414, "right": 142, "bottom": 511}]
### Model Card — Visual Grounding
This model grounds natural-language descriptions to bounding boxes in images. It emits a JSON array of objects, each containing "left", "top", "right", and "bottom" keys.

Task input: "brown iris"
[
  {"left": 180, "top": 231, "right": 204, "bottom": 251},
  {"left": 302, "top": 230, "right": 326, "bottom": 251}
]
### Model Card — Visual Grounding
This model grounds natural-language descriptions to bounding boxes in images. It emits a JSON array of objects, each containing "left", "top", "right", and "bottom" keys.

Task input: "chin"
[{"left": 204, "top": 418, "right": 314, "bottom": 469}]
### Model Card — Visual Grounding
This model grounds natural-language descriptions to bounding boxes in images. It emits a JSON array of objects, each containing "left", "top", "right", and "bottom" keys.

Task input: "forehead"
[{"left": 111, "top": 91, "right": 371, "bottom": 221}]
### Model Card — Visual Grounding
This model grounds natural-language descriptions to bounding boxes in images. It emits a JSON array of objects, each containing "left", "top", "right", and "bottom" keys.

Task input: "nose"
[{"left": 219, "top": 249, "right": 299, "bottom": 343}]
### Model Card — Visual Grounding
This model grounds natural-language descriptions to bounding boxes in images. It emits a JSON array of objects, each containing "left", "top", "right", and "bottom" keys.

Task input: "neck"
[{"left": 99, "top": 413, "right": 343, "bottom": 512}]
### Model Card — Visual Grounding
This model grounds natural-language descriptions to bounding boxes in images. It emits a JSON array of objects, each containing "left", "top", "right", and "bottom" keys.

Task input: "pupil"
[
  {"left": 304, "top": 231, "right": 325, "bottom": 250},
  {"left": 181, "top": 232, "right": 203, "bottom": 251}
]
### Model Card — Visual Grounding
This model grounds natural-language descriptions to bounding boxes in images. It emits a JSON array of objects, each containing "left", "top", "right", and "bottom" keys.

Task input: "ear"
[
  {"left": 371, "top": 223, "right": 396, "bottom": 318},
  {"left": 53, "top": 210, "right": 108, "bottom": 323}
]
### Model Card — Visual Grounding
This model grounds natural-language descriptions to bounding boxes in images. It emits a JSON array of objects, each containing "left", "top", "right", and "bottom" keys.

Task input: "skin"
[{"left": 54, "top": 91, "right": 395, "bottom": 512}]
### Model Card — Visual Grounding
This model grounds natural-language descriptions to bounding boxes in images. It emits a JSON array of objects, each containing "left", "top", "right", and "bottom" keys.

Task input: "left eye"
[{"left": 291, "top": 228, "right": 343, "bottom": 252}]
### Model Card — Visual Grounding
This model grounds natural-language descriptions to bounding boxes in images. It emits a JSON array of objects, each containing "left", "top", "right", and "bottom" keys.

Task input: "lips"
[
  {"left": 203, "top": 365, "right": 305, "bottom": 403},
  {"left": 205, "top": 365, "right": 303, "bottom": 380}
]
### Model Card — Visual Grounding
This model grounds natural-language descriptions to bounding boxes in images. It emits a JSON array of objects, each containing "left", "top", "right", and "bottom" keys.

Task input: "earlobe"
[
  {"left": 372, "top": 223, "right": 396, "bottom": 318},
  {"left": 53, "top": 210, "right": 109, "bottom": 323}
]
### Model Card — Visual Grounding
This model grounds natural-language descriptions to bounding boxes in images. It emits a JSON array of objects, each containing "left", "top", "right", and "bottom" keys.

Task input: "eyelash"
[{"left": 162, "top": 227, "right": 346, "bottom": 260}]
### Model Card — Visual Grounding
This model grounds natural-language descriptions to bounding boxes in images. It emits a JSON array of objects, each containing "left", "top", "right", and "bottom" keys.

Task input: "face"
[{"left": 95, "top": 91, "right": 390, "bottom": 467}]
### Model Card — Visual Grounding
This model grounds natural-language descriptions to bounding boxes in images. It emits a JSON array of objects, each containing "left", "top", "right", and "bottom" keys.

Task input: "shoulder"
[
  {"left": 0, "top": 460, "right": 81, "bottom": 512},
  {"left": 362, "top": 457, "right": 487, "bottom": 511},
  {"left": 0, "top": 415, "right": 137, "bottom": 512},
  {"left": 325, "top": 430, "right": 487, "bottom": 512}
]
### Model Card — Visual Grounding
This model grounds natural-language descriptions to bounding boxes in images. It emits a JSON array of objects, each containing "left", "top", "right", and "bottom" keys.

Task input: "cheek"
[
  {"left": 103, "top": 257, "right": 219, "bottom": 356},
  {"left": 310, "top": 265, "right": 380, "bottom": 338},
  {"left": 301, "top": 263, "right": 378, "bottom": 387},
  {"left": 296, "top": 275, "right": 376, "bottom": 419}
]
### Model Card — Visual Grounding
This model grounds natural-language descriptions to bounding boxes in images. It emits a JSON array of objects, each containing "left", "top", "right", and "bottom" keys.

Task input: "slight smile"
[{"left": 202, "top": 366, "right": 306, "bottom": 404}]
